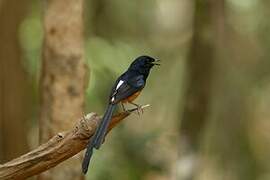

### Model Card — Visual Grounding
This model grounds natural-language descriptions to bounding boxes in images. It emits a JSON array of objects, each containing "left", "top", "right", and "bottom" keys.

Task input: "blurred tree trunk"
[
  {"left": 178, "top": 0, "right": 214, "bottom": 179},
  {"left": 196, "top": 0, "right": 258, "bottom": 179},
  {"left": 180, "top": 0, "right": 214, "bottom": 149},
  {"left": 86, "top": 0, "right": 106, "bottom": 36},
  {"left": 0, "top": 0, "right": 30, "bottom": 163},
  {"left": 38, "top": 0, "right": 87, "bottom": 179},
  {"left": 179, "top": 0, "right": 258, "bottom": 180}
]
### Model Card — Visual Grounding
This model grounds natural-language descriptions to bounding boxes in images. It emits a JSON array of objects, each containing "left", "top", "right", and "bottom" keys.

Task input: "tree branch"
[{"left": 0, "top": 105, "right": 150, "bottom": 180}]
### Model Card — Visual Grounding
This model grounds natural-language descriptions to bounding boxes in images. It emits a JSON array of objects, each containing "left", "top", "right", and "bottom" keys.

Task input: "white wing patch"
[
  {"left": 111, "top": 97, "right": 115, "bottom": 102},
  {"left": 116, "top": 80, "right": 124, "bottom": 90},
  {"left": 111, "top": 80, "right": 124, "bottom": 102}
]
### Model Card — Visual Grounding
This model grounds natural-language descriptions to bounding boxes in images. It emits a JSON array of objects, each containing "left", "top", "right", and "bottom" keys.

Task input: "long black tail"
[{"left": 82, "top": 104, "right": 116, "bottom": 174}]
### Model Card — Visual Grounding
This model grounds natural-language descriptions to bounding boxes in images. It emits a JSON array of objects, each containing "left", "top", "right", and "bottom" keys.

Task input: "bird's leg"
[
  {"left": 129, "top": 102, "right": 143, "bottom": 115},
  {"left": 121, "top": 102, "right": 127, "bottom": 112}
]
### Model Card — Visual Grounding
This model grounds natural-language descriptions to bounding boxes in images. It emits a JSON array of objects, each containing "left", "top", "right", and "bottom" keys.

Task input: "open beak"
[{"left": 152, "top": 59, "right": 161, "bottom": 66}]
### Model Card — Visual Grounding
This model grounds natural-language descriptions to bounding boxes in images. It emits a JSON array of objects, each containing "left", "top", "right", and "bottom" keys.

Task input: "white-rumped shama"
[{"left": 82, "top": 55, "right": 160, "bottom": 174}]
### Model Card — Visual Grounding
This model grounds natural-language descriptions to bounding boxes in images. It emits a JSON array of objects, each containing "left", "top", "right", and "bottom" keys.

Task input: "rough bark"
[
  {"left": 0, "top": 0, "right": 30, "bottom": 163},
  {"left": 39, "top": 0, "right": 87, "bottom": 179},
  {"left": 0, "top": 108, "right": 147, "bottom": 180}
]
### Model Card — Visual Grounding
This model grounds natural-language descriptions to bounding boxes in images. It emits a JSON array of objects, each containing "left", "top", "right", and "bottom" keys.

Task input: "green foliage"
[{"left": 19, "top": 1, "right": 42, "bottom": 78}]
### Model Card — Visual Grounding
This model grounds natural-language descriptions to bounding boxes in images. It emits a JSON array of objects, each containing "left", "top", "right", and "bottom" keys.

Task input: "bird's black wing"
[{"left": 110, "top": 74, "right": 145, "bottom": 104}]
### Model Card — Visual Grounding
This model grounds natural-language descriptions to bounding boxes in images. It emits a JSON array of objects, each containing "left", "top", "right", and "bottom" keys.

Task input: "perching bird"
[{"left": 82, "top": 55, "right": 160, "bottom": 174}]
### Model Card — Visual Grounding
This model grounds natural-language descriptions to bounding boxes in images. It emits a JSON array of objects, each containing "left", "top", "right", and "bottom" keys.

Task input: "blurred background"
[{"left": 0, "top": 0, "right": 270, "bottom": 180}]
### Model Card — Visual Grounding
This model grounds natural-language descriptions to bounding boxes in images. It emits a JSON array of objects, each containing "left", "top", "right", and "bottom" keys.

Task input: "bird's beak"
[{"left": 152, "top": 59, "right": 161, "bottom": 66}]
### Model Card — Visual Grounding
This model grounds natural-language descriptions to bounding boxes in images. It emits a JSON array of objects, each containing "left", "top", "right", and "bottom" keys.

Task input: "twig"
[{"left": 0, "top": 105, "right": 150, "bottom": 180}]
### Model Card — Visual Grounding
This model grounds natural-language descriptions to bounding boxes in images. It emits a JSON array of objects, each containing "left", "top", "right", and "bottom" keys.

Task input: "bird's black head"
[{"left": 128, "top": 55, "right": 160, "bottom": 78}]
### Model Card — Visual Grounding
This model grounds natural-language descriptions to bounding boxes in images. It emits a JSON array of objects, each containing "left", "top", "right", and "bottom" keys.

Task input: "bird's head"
[{"left": 129, "top": 55, "right": 160, "bottom": 76}]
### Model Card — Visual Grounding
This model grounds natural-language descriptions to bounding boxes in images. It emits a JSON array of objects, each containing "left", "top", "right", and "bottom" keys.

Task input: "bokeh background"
[{"left": 1, "top": 0, "right": 270, "bottom": 180}]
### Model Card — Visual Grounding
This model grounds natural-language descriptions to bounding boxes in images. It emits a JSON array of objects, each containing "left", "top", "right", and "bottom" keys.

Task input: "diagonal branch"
[{"left": 0, "top": 105, "right": 150, "bottom": 180}]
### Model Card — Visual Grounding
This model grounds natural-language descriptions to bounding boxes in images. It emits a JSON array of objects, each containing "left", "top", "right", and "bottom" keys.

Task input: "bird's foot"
[
  {"left": 137, "top": 106, "right": 144, "bottom": 115},
  {"left": 129, "top": 102, "right": 144, "bottom": 115},
  {"left": 127, "top": 104, "right": 150, "bottom": 114}
]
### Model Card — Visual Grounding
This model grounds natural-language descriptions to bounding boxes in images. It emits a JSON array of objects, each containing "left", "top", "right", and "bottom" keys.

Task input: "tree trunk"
[
  {"left": 38, "top": 0, "right": 87, "bottom": 179},
  {"left": 195, "top": 1, "right": 258, "bottom": 179},
  {"left": 180, "top": 0, "right": 229, "bottom": 180},
  {"left": 0, "top": 0, "right": 30, "bottom": 163},
  {"left": 178, "top": 0, "right": 215, "bottom": 179},
  {"left": 179, "top": 0, "right": 258, "bottom": 180},
  {"left": 180, "top": 0, "right": 214, "bottom": 149}
]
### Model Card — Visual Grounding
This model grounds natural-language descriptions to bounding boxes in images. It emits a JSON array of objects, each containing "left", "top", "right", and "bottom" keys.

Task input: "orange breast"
[{"left": 121, "top": 90, "right": 141, "bottom": 103}]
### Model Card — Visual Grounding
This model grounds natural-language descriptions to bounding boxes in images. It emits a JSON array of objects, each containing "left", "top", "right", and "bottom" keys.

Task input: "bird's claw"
[{"left": 135, "top": 105, "right": 144, "bottom": 115}]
